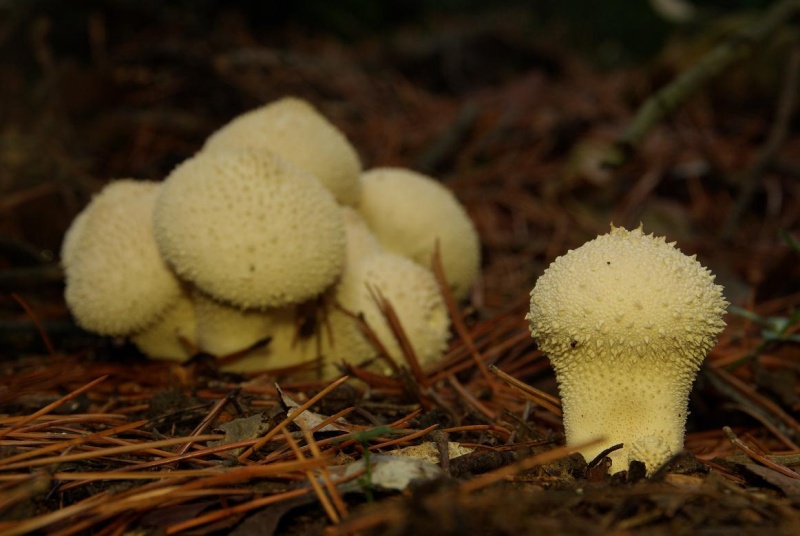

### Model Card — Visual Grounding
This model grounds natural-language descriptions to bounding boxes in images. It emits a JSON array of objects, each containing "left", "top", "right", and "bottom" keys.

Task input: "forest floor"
[{"left": 1, "top": 3, "right": 799, "bottom": 535}]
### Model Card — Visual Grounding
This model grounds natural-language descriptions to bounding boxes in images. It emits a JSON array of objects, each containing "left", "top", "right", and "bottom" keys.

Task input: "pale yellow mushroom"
[
  {"left": 358, "top": 167, "right": 480, "bottom": 301},
  {"left": 153, "top": 147, "right": 345, "bottom": 309},
  {"left": 526, "top": 225, "right": 727, "bottom": 474},
  {"left": 62, "top": 180, "right": 182, "bottom": 336},
  {"left": 203, "top": 97, "right": 362, "bottom": 206},
  {"left": 331, "top": 250, "right": 451, "bottom": 373}
]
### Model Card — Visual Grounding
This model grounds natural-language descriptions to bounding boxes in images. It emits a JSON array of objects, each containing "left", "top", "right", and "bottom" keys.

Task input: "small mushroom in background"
[
  {"left": 61, "top": 180, "right": 183, "bottom": 337},
  {"left": 357, "top": 167, "right": 481, "bottom": 301},
  {"left": 153, "top": 147, "right": 346, "bottom": 310},
  {"left": 526, "top": 225, "right": 728, "bottom": 475},
  {"left": 332, "top": 250, "right": 452, "bottom": 373},
  {"left": 203, "top": 97, "right": 363, "bottom": 207}
]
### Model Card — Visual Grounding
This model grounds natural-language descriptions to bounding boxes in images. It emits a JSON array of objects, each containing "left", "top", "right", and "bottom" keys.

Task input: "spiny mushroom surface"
[
  {"left": 333, "top": 250, "right": 451, "bottom": 372},
  {"left": 358, "top": 167, "right": 481, "bottom": 301},
  {"left": 62, "top": 179, "right": 182, "bottom": 336},
  {"left": 203, "top": 97, "right": 362, "bottom": 206},
  {"left": 153, "top": 147, "right": 346, "bottom": 309},
  {"left": 526, "top": 225, "right": 727, "bottom": 474}
]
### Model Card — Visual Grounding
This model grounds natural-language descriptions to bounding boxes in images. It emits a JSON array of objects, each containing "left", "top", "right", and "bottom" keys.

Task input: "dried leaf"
[
  {"left": 277, "top": 384, "right": 350, "bottom": 434},
  {"left": 334, "top": 454, "right": 444, "bottom": 493},
  {"left": 209, "top": 414, "right": 269, "bottom": 456}
]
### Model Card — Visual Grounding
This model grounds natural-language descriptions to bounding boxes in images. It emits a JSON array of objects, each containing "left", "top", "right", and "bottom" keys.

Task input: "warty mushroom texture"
[
  {"left": 526, "top": 225, "right": 728, "bottom": 475},
  {"left": 59, "top": 96, "right": 482, "bottom": 379}
]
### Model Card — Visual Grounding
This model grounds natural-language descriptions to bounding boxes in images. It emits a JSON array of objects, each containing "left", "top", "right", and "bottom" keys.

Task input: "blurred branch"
[
  {"left": 0, "top": 264, "right": 63, "bottom": 290},
  {"left": 605, "top": 0, "right": 800, "bottom": 167},
  {"left": 720, "top": 42, "right": 800, "bottom": 242}
]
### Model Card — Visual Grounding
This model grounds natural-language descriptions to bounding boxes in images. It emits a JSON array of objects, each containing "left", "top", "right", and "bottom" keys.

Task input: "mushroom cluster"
[
  {"left": 526, "top": 226, "right": 728, "bottom": 475},
  {"left": 61, "top": 97, "right": 481, "bottom": 377},
  {"left": 526, "top": 226, "right": 727, "bottom": 473}
]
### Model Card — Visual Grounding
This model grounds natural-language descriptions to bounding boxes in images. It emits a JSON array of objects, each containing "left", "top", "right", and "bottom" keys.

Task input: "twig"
[
  {"left": 0, "top": 264, "right": 64, "bottom": 290},
  {"left": 706, "top": 366, "right": 800, "bottom": 439},
  {"left": 459, "top": 439, "right": 602, "bottom": 493},
  {"left": 237, "top": 375, "right": 350, "bottom": 462},
  {"left": 175, "top": 389, "right": 241, "bottom": 457},
  {"left": 720, "top": 41, "right": 800, "bottom": 241},
  {"left": 488, "top": 364, "right": 562, "bottom": 417},
  {"left": 303, "top": 426, "right": 348, "bottom": 519},
  {"left": 431, "top": 243, "right": 498, "bottom": 393},
  {"left": 0, "top": 419, "right": 147, "bottom": 467},
  {"left": 0, "top": 375, "right": 108, "bottom": 439},
  {"left": 10, "top": 293, "right": 58, "bottom": 358},
  {"left": 282, "top": 428, "right": 340, "bottom": 524},
  {"left": 723, "top": 426, "right": 800, "bottom": 479},
  {"left": 0, "top": 434, "right": 223, "bottom": 471},
  {"left": 367, "top": 284, "right": 429, "bottom": 389},
  {"left": 607, "top": 0, "right": 800, "bottom": 166}
]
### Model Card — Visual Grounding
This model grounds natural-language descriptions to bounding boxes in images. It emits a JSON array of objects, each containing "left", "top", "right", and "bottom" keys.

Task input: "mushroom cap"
[
  {"left": 526, "top": 225, "right": 728, "bottom": 470},
  {"left": 333, "top": 250, "right": 451, "bottom": 370},
  {"left": 203, "top": 97, "right": 362, "bottom": 206},
  {"left": 130, "top": 288, "right": 197, "bottom": 362},
  {"left": 153, "top": 147, "right": 346, "bottom": 309},
  {"left": 221, "top": 209, "right": 386, "bottom": 376},
  {"left": 358, "top": 167, "right": 481, "bottom": 301},
  {"left": 527, "top": 225, "right": 727, "bottom": 368},
  {"left": 63, "top": 180, "right": 182, "bottom": 336}
]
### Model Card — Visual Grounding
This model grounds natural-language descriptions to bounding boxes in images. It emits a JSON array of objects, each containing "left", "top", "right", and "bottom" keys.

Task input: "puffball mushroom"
[
  {"left": 358, "top": 167, "right": 481, "bottom": 301},
  {"left": 203, "top": 97, "right": 362, "bottom": 206},
  {"left": 153, "top": 147, "right": 346, "bottom": 309},
  {"left": 526, "top": 225, "right": 727, "bottom": 474},
  {"left": 332, "top": 250, "right": 451, "bottom": 372},
  {"left": 62, "top": 180, "right": 182, "bottom": 336}
]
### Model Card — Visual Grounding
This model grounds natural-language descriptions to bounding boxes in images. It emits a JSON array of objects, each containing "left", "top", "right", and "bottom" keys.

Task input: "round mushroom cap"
[
  {"left": 527, "top": 225, "right": 728, "bottom": 372},
  {"left": 203, "top": 97, "right": 362, "bottom": 206},
  {"left": 358, "top": 167, "right": 481, "bottom": 301},
  {"left": 333, "top": 250, "right": 451, "bottom": 370},
  {"left": 64, "top": 180, "right": 182, "bottom": 336},
  {"left": 153, "top": 147, "right": 346, "bottom": 309},
  {"left": 131, "top": 288, "right": 197, "bottom": 362}
]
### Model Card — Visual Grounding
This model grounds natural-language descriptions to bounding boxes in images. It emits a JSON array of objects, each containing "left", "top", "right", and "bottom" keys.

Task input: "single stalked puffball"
[{"left": 526, "top": 225, "right": 727, "bottom": 475}]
